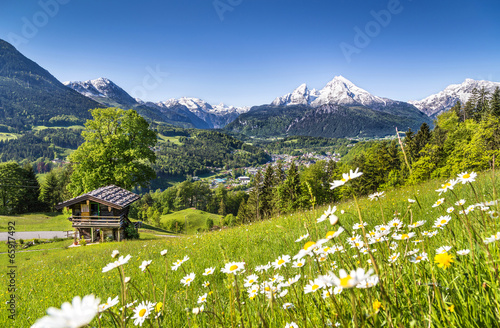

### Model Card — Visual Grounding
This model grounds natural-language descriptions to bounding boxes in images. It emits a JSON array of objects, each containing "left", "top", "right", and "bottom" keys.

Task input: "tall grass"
[{"left": 3, "top": 169, "right": 500, "bottom": 327}]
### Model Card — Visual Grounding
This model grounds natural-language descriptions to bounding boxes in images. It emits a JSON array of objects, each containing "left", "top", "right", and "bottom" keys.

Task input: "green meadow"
[{"left": 1, "top": 170, "right": 500, "bottom": 327}]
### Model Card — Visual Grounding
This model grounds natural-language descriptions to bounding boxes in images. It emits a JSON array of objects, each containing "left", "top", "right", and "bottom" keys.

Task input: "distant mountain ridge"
[
  {"left": 65, "top": 78, "right": 249, "bottom": 129},
  {"left": 1, "top": 38, "right": 499, "bottom": 137},
  {"left": 0, "top": 39, "right": 100, "bottom": 129},
  {"left": 409, "top": 78, "right": 500, "bottom": 117}
]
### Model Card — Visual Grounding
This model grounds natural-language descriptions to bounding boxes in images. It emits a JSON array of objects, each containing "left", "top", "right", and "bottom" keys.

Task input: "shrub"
[
  {"left": 124, "top": 225, "right": 140, "bottom": 240},
  {"left": 79, "top": 238, "right": 87, "bottom": 246},
  {"left": 206, "top": 217, "right": 214, "bottom": 230}
]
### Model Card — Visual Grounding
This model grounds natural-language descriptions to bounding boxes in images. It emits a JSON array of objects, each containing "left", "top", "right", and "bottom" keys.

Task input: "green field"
[
  {"left": 0, "top": 212, "right": 72, "bottom": 232},
  {"left": 157, "top": 134, "right": 183, "bottom": 145},
  {"left": 1, "top": 171, "right": 500, "bottom": 327},
  {"left": 159, "top": 208, "right": 222, "bottom": 234},
  {"left": 0, "top": 132, "right": 20, "bottom": 141}
]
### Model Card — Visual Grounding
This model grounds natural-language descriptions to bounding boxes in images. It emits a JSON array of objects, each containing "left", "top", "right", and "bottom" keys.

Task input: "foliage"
[
  {"left": 68, "top": 108, "right": 157, "bottom": 196},
  {"left": 0, "top": 162, "right": 44, "bottom": 214},
  {"left": 124, "top": 224, "right": 140, "bottom": 240},
  {"left": 15, "top": 169, "right": 500, "bottom": 327}
]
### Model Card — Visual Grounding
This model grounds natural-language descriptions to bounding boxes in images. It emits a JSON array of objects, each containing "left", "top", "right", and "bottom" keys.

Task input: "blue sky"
[{"left": 1, "top": 0, "right": 499, "bottom": 107}]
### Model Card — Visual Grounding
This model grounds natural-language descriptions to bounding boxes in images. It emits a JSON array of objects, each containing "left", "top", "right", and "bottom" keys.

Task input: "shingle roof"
[{"left": 55, "top": 185, "right": 141, "bottom": 210}]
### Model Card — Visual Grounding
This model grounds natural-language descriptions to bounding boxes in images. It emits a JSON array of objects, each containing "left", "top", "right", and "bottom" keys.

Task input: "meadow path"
[{"left": 0, "top": 230, "right": 73, "bottom": 241}]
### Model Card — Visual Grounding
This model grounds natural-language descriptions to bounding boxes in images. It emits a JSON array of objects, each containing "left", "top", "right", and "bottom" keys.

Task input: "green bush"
[
  {"left": 124, "top": 225, "right": 140, "bottom": 240},
  {"left": 206, "top": 217, "right": 214, "bottom": 230},
  {"left": 163, "top": 218, "right": 185, "bottom": 233},
  {"left": 79, "top": 238, "right": 87, "bottom": 246}
]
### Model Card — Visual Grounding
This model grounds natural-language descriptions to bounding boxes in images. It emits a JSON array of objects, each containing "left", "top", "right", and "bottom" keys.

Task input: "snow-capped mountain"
[
  {"left": 63, "top": 78, "right": 137, "bottom": 107},
  {"left": 409, "top": 78, "right": 500, "bottom": 117},
  {"left": 65, "top": 78, "right": 248, "bottom": 129},
  {"left": 272, "top": 76, "right": 394, "bottom": 109},
  {"left": 151, "top": 97, "right": 249, "bottom": 129}
]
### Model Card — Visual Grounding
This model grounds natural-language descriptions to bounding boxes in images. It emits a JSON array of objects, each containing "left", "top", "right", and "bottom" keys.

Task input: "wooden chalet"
[{"left": 55, "top": 185, "right": 140, "bottom": 243}]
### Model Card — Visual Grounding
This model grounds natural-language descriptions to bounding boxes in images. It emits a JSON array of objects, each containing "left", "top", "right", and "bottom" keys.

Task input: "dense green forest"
[
  {"left": 152, "top": 126, "right": 271, "bottom": 179},
  {"left": 260, "top": 135, "right": 355, "bottom": 156},
  {"left": 0, "top": 128, "right": 83, "bottom": 162},
  {"left": 224, "top": 102, "right": 432, "bottom": 138}
]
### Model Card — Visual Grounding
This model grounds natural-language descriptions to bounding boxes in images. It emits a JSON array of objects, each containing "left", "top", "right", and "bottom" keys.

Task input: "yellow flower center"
[
  {"left": 297, "top": 262, "right": 303, "bottom": 267},
  {"left": 463, "top": 173, "right": 470, "bottom": 179},
  {"left": 311, "top": 284, "right": 319, "bottom": 291},
  {"left": 278, "top": 259, "right": 285, "bottom": 265},
  {"left": 326, "top": 231, "right": 336, "bottom": 238},
  {"left": 186, "top": 278, "right": 192, "bottom": 283},
  {"left": 139, "top": 309, "right": 147, "bottom": 317},
  {"left": 440, "top": 219, "right": 447, "bottom": 224},
  {"left": 340, "top": 275, "right": 352, "bottom": 287},
  {"left": 229, "top": 265, "right": 238, "bottom": 271},
  {"left": 416, "top": 256, "right": 422, "bottom": 260},
  {"left": 304, "top": 241, "right": 315, "bottom": 250},
  {"left": 402, "top": 234, "right": 409, "bottom": 239},
  {"left": 341, "top": 178, "right": 347, "bottom": 182}
]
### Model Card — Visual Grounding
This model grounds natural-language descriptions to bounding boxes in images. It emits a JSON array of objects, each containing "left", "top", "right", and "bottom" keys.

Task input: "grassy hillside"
[
  {"left": 1, "top": 170, "right": 499, "bottom": 327},
  {"left": 0, "top": 212, "right": 72, "bottom": 232},
  {"left": 159, "top": 208, "right": 222, "bottom": 234}
]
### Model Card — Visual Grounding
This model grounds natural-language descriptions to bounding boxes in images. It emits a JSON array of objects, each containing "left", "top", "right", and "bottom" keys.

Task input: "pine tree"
[
  {"left": 450, "top": 101, "right": 463, "bottom": 121},
  {"left": 414, "top": 123, "right": 432, "bottom": 157},
  {"left": 246, "top": 171, "right": 262, "bottom": 221},
  {"left": 260, "top": 165, "right": 275, "bottom": 219},
  {"left": 490, "top": 87, "right": 500, "bottom": 117},
  {"left": 237, "top": 199, "right": 248, "bottom": 224},
  {"left": 277, "top": 161, "right": 301, "bottom": 212},
  {"left": 39, "top": 170, "right": 60, "bottom": 212}
]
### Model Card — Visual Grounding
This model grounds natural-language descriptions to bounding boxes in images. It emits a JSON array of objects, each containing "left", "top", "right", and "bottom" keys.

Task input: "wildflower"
[
  {"left": 31, "top": 295, "right": 100, "bottom": 328},
  {"left": 408, "top": 220, "right": 425, "bottom": 229},
  {"left": 388, "top": 219, "right": 403, "bottom": 229},
  {"left": 255, "top": 263, "right": 271, "bottom": 272},
  {"left": 405, "top": 249, "right": 419, "bottom": 257},
  {"left": 455, "top": 199, "right": 466, "bottom": 206},
  {"left": 221, "top": 261, "right": 245, "bottom": 274},
  {"left": 490, "top": 211, "right": 499, "bottom": 219},
  {"left": 349, "top": 167, "right": 363, "bottom": 179},
  {"left": 270, "top": 274, "right": 284, "bottom": 284},
  {"left": 353, "top": 222, "right": 368, "bottom": 230},
  {"left": 160, "top": 249, "right": 168, "bottom": 256},
  {"left": 202, "top": 281, "right": 210, "bottom": 288},
  {"left": 434, "top": 252, "right": 454, "bottom": 269},
  {"left": 192, "top": 305, "right": 204, "bottom": 314},
  {"left": 111, "top": 250, "right": 119, "bottom": 258},
  {"left": 436, "top": 179, "right": 458, "bottom": 195},
  {"left": 446, "top": 207, "right": 454, "bottom": 213},
  {"left": 357, "top": 275, "right": 379, "bottom": 288},
  {"left": 102, "top": 254, "right": 132, "bottom": 273},
  {"left": 436, "top": 246, "right": 452, "bottom": 254},
  {"left": 389, "top": 241, "right": 398, "bottom": 250},
  {"left": 155, "top": 302, "right": 162, "bottom": 313},
  {"left": 171, "top": 255, "right": 189, "bottom": 271},
  {"left": 197, "top": 293, "right": 207, "bottom": 304},
  {"left": 457, "top": 249, "right": 470, "bottom": 256},
  {"left": 325, "top": 227, "right": 344, "bottom": 240},
  {"left": 388, "top": 252, "right": 400, "bottom": 263},
  {"left": 408, "top": 198, "right": 416, "bottom": 203},
  {"left": 98, "top": 296, "right": 119, "bottom": 312},
  {"left": 409, "top": 252, "right": 428, "bottom": 263},
  {"left": 203, "top": 267, "right": 215, "bottom": 276},
  {"left": 131, "top": 301, "right": 154, "bottom": 326},
  {"left": 139, "top": 260, "right": 152, "bottom": 272},
  {"left": 368, "top": 191, "right": 385, "bottom": 201},
  {"left": 181, "top": 273, "right": 196, "bottom": 286},
  {"left": 433, "top": 215, "right": 451, "bottom": 229},
  {"left": 321, "top": 268, "right": 375, "bottom": 289},
  {"left": 284, "top": 274, "right": 301, "bottom": 287},
  {"left": 244, "top": 274, "right": 259, "bottom": 287},
  {"left": 283, "top": 303, "right": 294, "bottom": 310},
  {"left": 447, "top": 304, "right": 455, "bottom": 312},
  {"left": 304, "top": 279, "right": 325, "bottom": 293},
  {"left": 330, "top": 173, "right": 350, "bottom": 189},
  {"left": 484, "top": 232, "right": 500, "bottom": 244},
  {"left": 285, "top": 323, "right": 299, "bottom": 328},
  {"left": 295, "top": 233, "right": 309, "bottom": 242},
  {"left": 292, "top": 259, "right": 306, "bottom": 268},
  {"left": 317, "top": 205, "right": 337, "bottom": 224},
  {"left": 373, "top": 300, "right": 383, "bottom": 312},
  {"left": 457, "top": 171, "right": 477, "bottom": 184},
  {"left": 432, "top": 198, "right": 445, "bottom": 208},
  {"left": 124, "top": 277, "right": 131, "bottom": 284},
  {"left": 392, "top": 232, "right": 415, "bottom": 240},
  {"left": 272, "top": 255, "right": 291, "bottom": 269}
]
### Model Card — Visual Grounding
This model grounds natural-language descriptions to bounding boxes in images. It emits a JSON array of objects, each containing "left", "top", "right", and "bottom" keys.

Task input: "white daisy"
[{"left": 31, "top": 295, "right": 100, "bottom": 328}]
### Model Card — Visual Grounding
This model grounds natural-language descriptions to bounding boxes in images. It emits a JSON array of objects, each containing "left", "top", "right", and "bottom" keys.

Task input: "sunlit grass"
[{"left": 2, "top": 170, "right": 499, "bottom": 327}]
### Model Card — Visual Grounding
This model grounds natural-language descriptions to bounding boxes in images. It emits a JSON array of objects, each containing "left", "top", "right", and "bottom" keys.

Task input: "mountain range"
[{"left": 1, "top": 38, "right": 498, "bottom": 138}]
